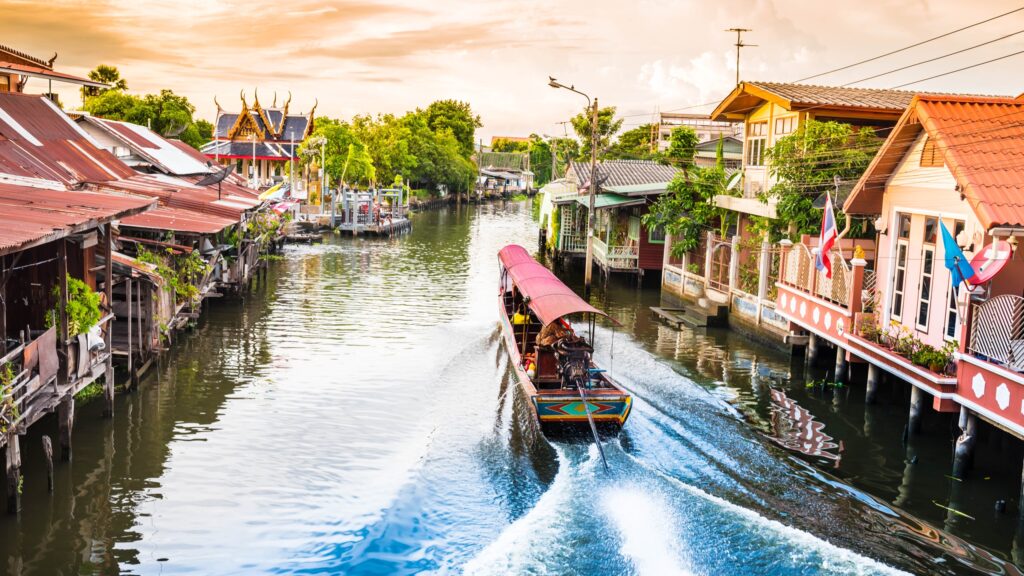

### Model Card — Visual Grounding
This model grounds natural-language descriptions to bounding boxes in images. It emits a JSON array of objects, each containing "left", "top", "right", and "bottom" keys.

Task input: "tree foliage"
[
  {"left": 423, "top": 100, "right": 481, "bottom": 157},
  {"left": 605, "top": 124, "right": 656, "bottom": 160},
  {"left": 642, "top": 130, "right": 733, "bottom": 255},
  {"left": 764, "top": 120, "right": 881, "bottom": 235},
  {"left": 82, "top": 64, "right": 127, "bottom": 99},
  {"left": 570, "top": 105, "right": 623, "bottom": 160},
  {"left": 491, "top": 138, "right": 530, "bottom": 153},
  {"left": 302, "top": 101, "right": 480, "bottom": 194}
]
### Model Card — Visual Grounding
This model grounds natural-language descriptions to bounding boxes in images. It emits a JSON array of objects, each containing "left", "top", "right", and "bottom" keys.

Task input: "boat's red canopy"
[{"left": 498, "top": 244, "right": 608, "bottom": 326}]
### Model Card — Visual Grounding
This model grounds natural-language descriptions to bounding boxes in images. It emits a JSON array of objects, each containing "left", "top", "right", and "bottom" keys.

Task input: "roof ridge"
[
  {"left": 0, "top": 44, "right": 51, "bottom": 69},
  {"left": 748, "top": 81, "right": 920, "bottom": 95}
]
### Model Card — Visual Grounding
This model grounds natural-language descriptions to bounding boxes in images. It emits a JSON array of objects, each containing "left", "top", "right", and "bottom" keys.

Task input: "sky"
[{"left": 3, "top": 0, "right": 1024, "bottom": 143}]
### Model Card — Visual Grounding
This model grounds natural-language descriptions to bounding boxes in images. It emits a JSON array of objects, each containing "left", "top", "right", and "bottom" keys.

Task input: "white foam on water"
[
  {"left": 462, "top": 446, "right": 577, "bottom": 575},
  {"left": 603, "top": 486, "right": 696, "bottom": 576},
  {"left": 649, "top": 464, "right": 910, "bottom": 576}
]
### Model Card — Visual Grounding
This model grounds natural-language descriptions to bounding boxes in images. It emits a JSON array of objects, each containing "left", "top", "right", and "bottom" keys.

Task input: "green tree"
[
  {"left": 81, "top": 64, "right": 127, "bottom": 99},
  {"left": 605, "top": 124, "right": 656, "bottom": 160},
  {"left": 643, "top": 166, "right": 731, "bottom": 256},
  {"left": 665, "top": 126, "right": 699, "bottom": 170},
  {"left": 570, "top": 105, "right": 623, "bottom": 160},
  {"left": 351, "top": 113, "right": 417, "bottom": 184},
  {"left": 491, "top": 138, "right": 530, "bottom": 153},
  {"left": 297, "top": 118, "right": 373, "bottom": 185},
  {"left": 764, "top": 120, "right": 881, "bottom": 235},
  {"left": 423, "top": 100, "right": 481, "bottom": 157}
]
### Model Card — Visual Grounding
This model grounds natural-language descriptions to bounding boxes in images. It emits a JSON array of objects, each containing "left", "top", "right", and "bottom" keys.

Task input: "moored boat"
[{"left": 497, "top": 244, "right": 632, "bottom": 438}]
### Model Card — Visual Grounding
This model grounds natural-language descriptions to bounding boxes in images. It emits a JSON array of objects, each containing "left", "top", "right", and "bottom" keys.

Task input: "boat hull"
[{"left": 499, "top": 299, "right": 631, "bottom": 438}]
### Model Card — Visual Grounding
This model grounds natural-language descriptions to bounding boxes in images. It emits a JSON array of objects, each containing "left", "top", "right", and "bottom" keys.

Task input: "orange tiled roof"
[
  {"left": 845, "top": 94, "right": 1024, "bottom": 229},
  {"left": 916, "top": 94, "right": 1024, "bottom": 229}
]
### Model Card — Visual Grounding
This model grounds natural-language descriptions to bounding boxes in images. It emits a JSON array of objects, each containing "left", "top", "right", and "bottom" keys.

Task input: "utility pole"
[
  {"left": 726, "top": 28, "right": 756, "bottom": 86},
  {"left": 585, "top": 97, "right": 598, "bottom": 290}
]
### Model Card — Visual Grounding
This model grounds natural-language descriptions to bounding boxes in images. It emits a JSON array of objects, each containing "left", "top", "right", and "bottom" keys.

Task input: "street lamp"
[{"left": 549, "top": 76, "right": 599, "bottom": 290}]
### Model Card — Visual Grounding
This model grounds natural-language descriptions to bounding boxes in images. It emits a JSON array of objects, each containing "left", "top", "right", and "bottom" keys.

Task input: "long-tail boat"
[{"left": 497, "top": 244, "right": 632, "bottom": 438}]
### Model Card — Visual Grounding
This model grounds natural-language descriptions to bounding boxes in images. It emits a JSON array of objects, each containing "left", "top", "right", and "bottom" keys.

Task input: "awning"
[
  {"left": 497, "top": 244, "right": 608, "bottom": 326},
  {"left": 575, "top": 193, "right": 645, "bottom": 210}
]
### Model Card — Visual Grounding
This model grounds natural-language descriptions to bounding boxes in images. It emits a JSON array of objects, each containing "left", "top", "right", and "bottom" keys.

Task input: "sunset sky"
[{"left": 4, "top": 0, "right": 1024, "bottom": 142}]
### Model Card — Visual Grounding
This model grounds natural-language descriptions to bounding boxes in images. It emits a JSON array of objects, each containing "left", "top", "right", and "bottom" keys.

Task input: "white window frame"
[
  {"left": 945, "top": 279, "right": 959, "bottom": 342},
  {"left": 916, "top": 245, "right": 935, "bottom": 331},
  {"left": 892, "top": 240, "right": 909, "bottom": 322}
]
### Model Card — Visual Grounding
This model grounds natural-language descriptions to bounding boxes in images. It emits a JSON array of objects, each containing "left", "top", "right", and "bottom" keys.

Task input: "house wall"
[
  {"left": 876, "top": 132, "right": 981, "bottom": 349},
  {"left": 741, "top": 102, "right": 803, "bottom": 199},
  {"left": 638, "top": 204, "right": 664, "bottom": 271}
]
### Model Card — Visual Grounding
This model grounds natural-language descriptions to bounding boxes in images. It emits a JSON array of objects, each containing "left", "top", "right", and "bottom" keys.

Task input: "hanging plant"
[{"left": 45, "top": 274, "right": 101, "bottom": 337}]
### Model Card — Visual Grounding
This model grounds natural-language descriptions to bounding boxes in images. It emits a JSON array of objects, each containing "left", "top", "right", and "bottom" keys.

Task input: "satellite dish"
[
  {"left": 162, "top": 121, "right": 188, "bottom": 138},
  {"left": 195, "top": 164, "right": 235, "bottom": 187},
  {"left": 726, "top": 171, "right": 742, "bottom": 191},
  {"left": 968, "top": 240, "right": 1013, "bottom": 285}
]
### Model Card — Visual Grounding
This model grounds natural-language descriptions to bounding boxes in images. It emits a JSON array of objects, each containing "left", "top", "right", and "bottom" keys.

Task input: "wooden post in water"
[
  {"left": 907, "top": 385, "right": 926, "bottom": 437},
  {"left": 41, "top": 436, "right": 54, "bottom": 492},
  {"left": 952, "top": 406, "right": 977, "bottom": 479},
  {"left": 865, "top": 364, "right": 881, "bottom": 404},
  {"left": 4, "top": 433, "right": 20, "bottom": 514},
  {"left": 57, "top": 396, "right": 74, "bottom": 462},
  {"left": 56, "top": 240, "right": 69, "bottom": 391},
  {"left": 103, "top": 224, "right": 115, "bottom": 418}
]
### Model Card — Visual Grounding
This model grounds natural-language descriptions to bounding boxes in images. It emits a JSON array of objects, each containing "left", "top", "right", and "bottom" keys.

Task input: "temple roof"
[{"left": 210, "top": 90, "right": 315, "bottom": 145}]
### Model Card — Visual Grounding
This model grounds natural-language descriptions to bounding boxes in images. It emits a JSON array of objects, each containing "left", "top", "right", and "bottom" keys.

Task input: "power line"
[
  {"left": 845, "top": 28, "right": 1024, "bottom": 85},
  {"left": 793, "top": 5, "right": 1024, "bottom": 83},
  {"left": 892, "top": 48, "right": 1024, "bottom": 88}
]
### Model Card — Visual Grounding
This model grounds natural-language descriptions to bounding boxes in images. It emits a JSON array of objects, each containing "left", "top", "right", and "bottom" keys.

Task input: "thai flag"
[{"left": 815, "top": 192, "right": 838, "bottom": 278}]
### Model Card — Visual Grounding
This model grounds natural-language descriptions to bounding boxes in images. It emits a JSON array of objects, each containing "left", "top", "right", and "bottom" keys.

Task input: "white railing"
[
  {"left": 782, "top": 243, "right": 851, "bottom": 307},
  {"left": 561, "top": 234, "right": 585, "bottom": 253},
  {"left": 592, "top": 238, "right": 639, "bottom": 270},
  {"left": 969, "top": 294, "right": 1024, "bottom": 370}
]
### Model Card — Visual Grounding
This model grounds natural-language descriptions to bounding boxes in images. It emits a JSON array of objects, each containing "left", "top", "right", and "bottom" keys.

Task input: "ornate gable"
[{"left": 226, "top": 94, "right": 265, "bottom": 141}]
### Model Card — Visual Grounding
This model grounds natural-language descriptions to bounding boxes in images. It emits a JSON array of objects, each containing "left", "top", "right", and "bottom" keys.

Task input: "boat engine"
[{"left": 554, "top": 336, "right": 592, "bottom": 390}]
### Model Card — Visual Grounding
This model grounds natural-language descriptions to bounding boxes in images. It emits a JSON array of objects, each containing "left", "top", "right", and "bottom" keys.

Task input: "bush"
[{"left": 45, "top": 275, "right": 101, "bottom": 337}]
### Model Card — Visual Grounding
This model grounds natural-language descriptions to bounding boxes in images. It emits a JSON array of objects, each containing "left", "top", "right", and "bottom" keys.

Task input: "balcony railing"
[
  {"left": 593, "top": 237, "right": 639, "bottom": 270},
  {"left": 560, "top": 233, "right": 585, "bottom": 253},
  {"left": 781, "top": 243, "right": 852, "bottom": 307},
  {"left": 968, "top": 294, "right": 1024, "bottom": 370}
]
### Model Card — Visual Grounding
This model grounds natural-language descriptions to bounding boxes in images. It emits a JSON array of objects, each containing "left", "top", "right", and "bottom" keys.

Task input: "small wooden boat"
[{"left": 497, "top": 245, "right": 632, "bottom": 438}]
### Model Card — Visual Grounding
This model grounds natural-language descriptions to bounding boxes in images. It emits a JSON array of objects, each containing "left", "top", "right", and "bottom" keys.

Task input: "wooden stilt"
[
  {"left": 953, "top": 407, "right": 977, "bottom": 479},
  {"left": 57, "top": 396, "right": 73, "bottom": 462},
  {"left": 41, "top": 436, "right": 53, "bottom": 492},
  {"left": 807, "top": 333, "right": 820, "bottom": 365},
  {"left": 834, "top": 345, "right": 848, "bottom": 383},
  {"left": 865, "top": 364, "right": 881, "bottom": 404},
  {"left": 103, "top": 223, "right": 114, "bottom": 418},
  {"left": 5, "top": 433, "right": 20, "bottom": 514},
  {"left": 907, "top": 385, "right": 926, "bottom": 437}
]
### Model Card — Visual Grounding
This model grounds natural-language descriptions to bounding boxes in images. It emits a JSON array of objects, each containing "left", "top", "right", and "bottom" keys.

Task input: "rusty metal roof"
[
  {"left": 120, "top": 206, "right": 238, "bottom": 235},
  {"left": 79, "top": 116, "right": 215, "bottom": 176},
  {"left": 0, "top": 92, "right": 135, "bottom": 184},
  {"left": 0, "top": 183, "right": 155, "bottom": 256},
  {"left": 87, "top": 174, "right": 258, "bottom": 219},
  {"left": 0, "top": 61, "right": 106, "bottom": 88},
  {"left": 845, "top": 94, "right": 1024, "bottom": 229}
]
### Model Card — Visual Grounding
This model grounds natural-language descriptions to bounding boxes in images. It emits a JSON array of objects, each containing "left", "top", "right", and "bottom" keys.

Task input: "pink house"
[{"left": 845, "top": 93, "right": 1024, "bottom": 438}]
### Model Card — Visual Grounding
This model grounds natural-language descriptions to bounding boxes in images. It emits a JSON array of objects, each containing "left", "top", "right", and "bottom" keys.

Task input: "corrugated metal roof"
[
  {"left": 0, "top": 92, "right": 135, "bottom": 184},
  {"left": 846, "top": 94, "right": 1024, "bottom": 228},
  {"left": 0, "top": 61, "right": 106, "bottom": 88},
  {"left": 82, "top": 116, "right": 214, "bottom": 176},
  {"left": 575, "top": 193, "right": 645, "bottom": 210},
  {"left": 120, "top": 206, "right": 237, "bottom": 235},
  {"left": 0, "top": 183, "right": 155, "bottom": 255},
  {"left": 569, "top": 160, "right": 680, "bottom": 190},
  {"left": 87, "top": 174, "right": 257, "bottom": 220}
]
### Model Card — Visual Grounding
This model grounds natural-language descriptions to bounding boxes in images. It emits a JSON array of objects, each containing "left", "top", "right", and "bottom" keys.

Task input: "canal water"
[{"left": 2, "top": 201, "right": 1023, "bottom": 575}]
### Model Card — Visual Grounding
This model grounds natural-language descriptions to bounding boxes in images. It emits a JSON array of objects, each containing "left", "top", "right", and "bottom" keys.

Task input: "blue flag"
[{"left": 941, "top": 220, "right": 975, "bottom": 293}]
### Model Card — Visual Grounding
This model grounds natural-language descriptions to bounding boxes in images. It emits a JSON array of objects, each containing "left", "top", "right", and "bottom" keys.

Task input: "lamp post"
[
  {"left": 249, "top": 132, "right": 257, "bottom": 188},
  {"left": 548, "top": 76, "right": 598, "bottom": 290}
]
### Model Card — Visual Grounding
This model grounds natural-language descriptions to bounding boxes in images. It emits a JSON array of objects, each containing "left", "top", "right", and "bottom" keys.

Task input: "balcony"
[
  {"left": 955, "top": 295, "right": 1024, "bottom": 433},
  {"left": 775, "top": 241, "right": 864, "bottom": 346},
  {"left": 592, "top": 237, "right": 639, "bottom": 272}
]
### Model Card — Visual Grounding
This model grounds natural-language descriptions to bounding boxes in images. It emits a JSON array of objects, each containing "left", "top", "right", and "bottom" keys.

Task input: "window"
[
  {"left": 923, "top": 216, "right": 937, "bottom": 244},
  {"left": 945, "top": 219, "right": 966, "bottom": 340},
  {"left": 628, "top": 217, "right": 640, "bottom": 242},
  {"left": 920, "top": 137, "right": 943, "bottom": 167},
  {"left": 648, "top": 225, "right": 666, "bottom": 244},
  {"left": 0, "top": 75, "right": 8, "bottom": 92},
  {"left": 774, "top": 116, "right": 796, "bottom": 136},
  {"left": 892, "top": 241, "right": 908, "bottom": 320},
  {"left": 747, "top": 122, "right": 767, "bottom": 166},
  {"left": 946, "top": 282, "right": 959, "bottom": 340},
  {"left": 917, "top": 246, "right": 935, "bottom": 329},
  {"left": 897, "top": 213, "right": 911, "bottom": 239}
]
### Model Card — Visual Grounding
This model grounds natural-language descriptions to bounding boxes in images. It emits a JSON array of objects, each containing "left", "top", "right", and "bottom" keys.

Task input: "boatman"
[{"left": 537, "top": 320, "right": 571, "bottom": 348}]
